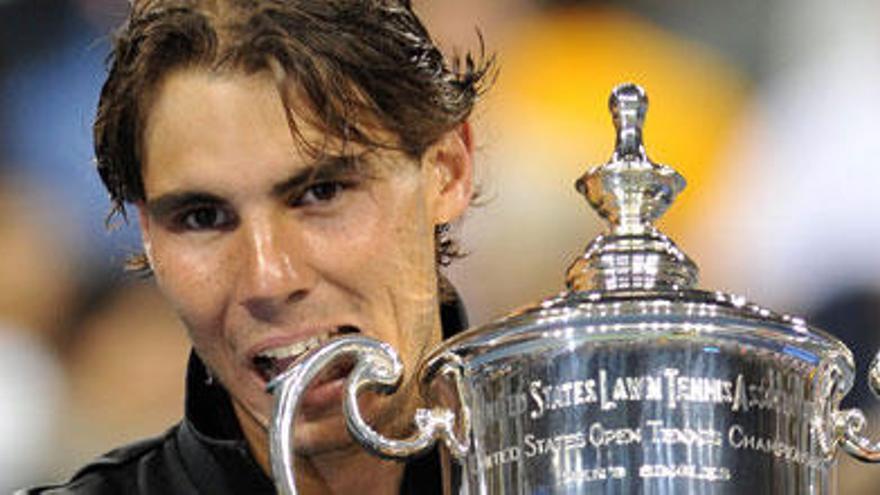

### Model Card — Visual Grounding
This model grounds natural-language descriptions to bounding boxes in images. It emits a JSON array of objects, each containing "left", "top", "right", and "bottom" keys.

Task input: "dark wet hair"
[{"left": 95, "top": 0, "right": 493, "bottom": 270}]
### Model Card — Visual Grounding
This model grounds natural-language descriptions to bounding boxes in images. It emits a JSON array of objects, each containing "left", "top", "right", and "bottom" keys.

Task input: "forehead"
[
  {"left": 140, "top": 69, "right": 402, "bottom": 192},
  {"left": 142, "top": 66, "right": 399, "bottom": 148},
  {"left": 143, "top": 69, "right": 289, "bottom": 148},
  {"left": 141, "top": 69, "right": 289, "bottom": 190}
]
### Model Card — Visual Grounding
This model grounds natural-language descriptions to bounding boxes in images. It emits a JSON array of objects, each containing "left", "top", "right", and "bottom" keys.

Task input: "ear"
[
  {"left": 423, "top": 122, "right": 475, "bottom": 225},
  {"left": 135, "top": 203, "right": 155, "bottom": 266}
]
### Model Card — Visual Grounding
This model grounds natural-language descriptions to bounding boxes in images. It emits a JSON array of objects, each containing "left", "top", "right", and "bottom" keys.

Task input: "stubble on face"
[{"left": 138, "top": 67, "right": 447, "bottom": 464}]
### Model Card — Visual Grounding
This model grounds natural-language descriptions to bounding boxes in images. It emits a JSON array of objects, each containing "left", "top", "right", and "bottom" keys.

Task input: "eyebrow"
[
  {"left": 144, "top": 154, "right": 369, "bottom": 219},
  {"left": 144, "top": 192, "right": 225, "bottom": 221},
  {"left": 270, "top": 153, "right": 369, "bottom": 199}
]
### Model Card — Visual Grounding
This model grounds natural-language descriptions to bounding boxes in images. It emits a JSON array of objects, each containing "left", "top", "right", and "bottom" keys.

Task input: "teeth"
[
  {"left": 257, "top": 327, "right": 354, "bottom": 361},
  {"left": 259, "top": 335, "right": 324, "bottom": 360}
]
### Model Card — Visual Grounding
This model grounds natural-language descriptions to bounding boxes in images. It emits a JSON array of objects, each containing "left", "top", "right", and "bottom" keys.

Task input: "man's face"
[{"left": 137, "top": 69, "right": 471, "bottom": 453}]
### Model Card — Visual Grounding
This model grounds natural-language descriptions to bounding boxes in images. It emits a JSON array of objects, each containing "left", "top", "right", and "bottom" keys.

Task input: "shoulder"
[{"left": 19, "top": 427, "right": 190, "bottom": 495}]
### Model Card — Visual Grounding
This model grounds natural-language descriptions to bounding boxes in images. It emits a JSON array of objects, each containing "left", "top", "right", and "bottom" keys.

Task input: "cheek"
[
  {"left": 353, "top": 188, "right": 440, "bottom": 348},
  {"left": 148, "top": 234, "right": 232, "bottom": 341},
  {"left": 315, "top": 185, "right": 436, "bottom": 286}
]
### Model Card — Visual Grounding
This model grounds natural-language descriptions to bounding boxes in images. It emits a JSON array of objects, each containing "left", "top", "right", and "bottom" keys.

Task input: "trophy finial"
[
  {"left": 567, "top": 83, "right": 697, "bottom": 292},
  {"left": 575, "top": 83, "right": 684, "bottom": 232},
  {"left": 610, "top": 83, "right": 648, "bottom": 161}
]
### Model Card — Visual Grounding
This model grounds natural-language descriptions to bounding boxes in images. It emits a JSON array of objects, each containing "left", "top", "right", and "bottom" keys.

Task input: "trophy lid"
[
  {"left": 428, "top": 83, "right": 852, "bottom": 380},
  {"left": 565, "top": 83, "right": 697, "bottom": 293}
]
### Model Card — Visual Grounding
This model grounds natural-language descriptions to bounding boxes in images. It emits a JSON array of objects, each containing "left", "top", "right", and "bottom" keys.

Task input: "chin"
[
  {"left": 297, "top": 387, "right": 418, "bottom": 458},
  {"left": 231, "top": 351, "right": 419, "bottom": 459},
  {"left": 291, "top": 414, "right": 358, "bottom": 456}
]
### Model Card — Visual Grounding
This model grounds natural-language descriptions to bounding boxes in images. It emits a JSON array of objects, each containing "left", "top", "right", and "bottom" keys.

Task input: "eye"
[
  {"left": 292, "top": 181, "right": 348, "bottom": 207},
  {"left": 176, "top": 206, "right": 235, "bottom": 231}
]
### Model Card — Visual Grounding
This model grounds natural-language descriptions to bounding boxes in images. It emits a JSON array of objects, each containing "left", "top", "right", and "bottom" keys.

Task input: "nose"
[{"left": 237, "top": 214, "right": 315, "bottom": 322}]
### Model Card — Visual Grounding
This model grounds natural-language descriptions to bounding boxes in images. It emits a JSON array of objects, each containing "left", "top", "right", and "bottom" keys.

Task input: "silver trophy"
[{"left": 267, "top": 84, "right": 880, "bottom": 494}]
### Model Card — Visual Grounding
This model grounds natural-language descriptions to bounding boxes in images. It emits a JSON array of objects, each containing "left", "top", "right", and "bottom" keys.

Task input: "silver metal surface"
[
  {"left": 267, "top": 336, "right": 467, "bottom": 495},
  {"left": 566, "top": 84, "right": 695, "bottom": 293},
  {"left": 265, "top": 338, "right": 390, "bottom": 495},
  {"left": 835, "top": 352, "right": 880, "bottom": 463},
  {"left": 422, "top": 289, "right": 853, "bottom": 494},
  {"left": 266, "top": 83, "right": 880, "bottom": 494}
]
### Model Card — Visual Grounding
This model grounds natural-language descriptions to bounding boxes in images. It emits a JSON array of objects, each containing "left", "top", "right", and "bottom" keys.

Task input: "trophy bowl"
[{"left": 267, "top": 84, "right": 880, "bottom": 494}]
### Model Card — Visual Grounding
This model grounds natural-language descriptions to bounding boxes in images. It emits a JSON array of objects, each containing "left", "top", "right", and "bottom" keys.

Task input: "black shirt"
[{"left": 22, "top": 299, "right": 467, "bottom": 494}]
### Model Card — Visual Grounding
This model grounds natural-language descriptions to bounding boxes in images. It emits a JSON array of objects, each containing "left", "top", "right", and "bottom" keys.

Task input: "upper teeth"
[{"left": 258, "top": 332, "right": 331, "bottom": 360}]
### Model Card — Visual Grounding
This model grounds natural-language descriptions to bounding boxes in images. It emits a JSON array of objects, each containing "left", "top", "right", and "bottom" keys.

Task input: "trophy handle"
[
  {"left": 836, "top": 352, "right": 880, "bottom": 462},
  {"left": 267, "top": 335, "right": 468, "bottom": 495}
]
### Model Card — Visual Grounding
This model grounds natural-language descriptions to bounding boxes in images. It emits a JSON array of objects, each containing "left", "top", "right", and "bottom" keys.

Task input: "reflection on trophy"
[{"left": 268, "top": 84, "right": 880, "bottom": 494}]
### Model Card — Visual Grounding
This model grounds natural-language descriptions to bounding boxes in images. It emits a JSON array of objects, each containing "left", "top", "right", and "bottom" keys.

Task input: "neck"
[{"left": 233, "top": 401, "right": 405, "bottom": 495}]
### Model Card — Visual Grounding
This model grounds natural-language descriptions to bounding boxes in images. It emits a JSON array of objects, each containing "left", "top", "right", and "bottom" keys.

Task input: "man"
[{"left": 25, "top": 0, "right": 491, "bottom": 493}]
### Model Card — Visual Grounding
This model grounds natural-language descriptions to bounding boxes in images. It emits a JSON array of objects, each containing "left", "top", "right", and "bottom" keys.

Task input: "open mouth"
[{"left": 252, "top": 325, "right": 360, "bottom": 384}]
